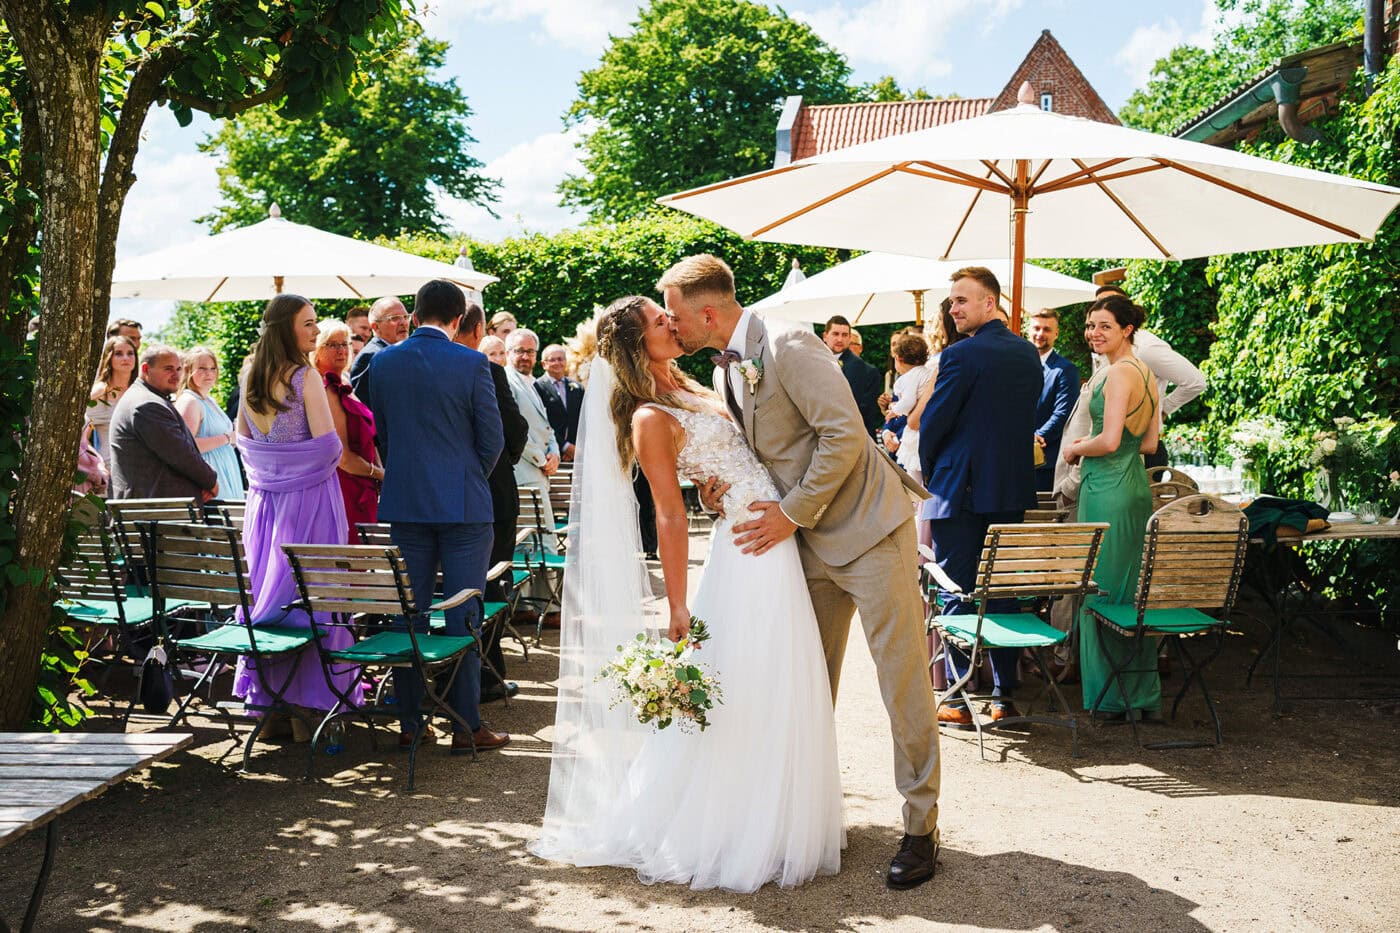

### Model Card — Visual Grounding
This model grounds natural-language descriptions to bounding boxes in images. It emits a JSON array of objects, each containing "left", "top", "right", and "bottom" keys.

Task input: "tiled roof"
[{"left": 790, "top": 98, "right": 994, "bottom": 161}]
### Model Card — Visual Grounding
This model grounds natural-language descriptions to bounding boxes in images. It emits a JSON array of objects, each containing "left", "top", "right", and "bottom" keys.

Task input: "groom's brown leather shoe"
[{"left": 887, "top": 831, "right": 938, "bottom": 890}]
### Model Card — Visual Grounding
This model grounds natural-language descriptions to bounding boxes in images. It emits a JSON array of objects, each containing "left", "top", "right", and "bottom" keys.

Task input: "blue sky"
[{"left": 117, "top": 0, "right": 1217, "bottom": 325}]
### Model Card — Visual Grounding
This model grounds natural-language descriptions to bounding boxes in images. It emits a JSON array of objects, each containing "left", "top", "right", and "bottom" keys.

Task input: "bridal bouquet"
[{"left": 599, "top": 618, "right": 722, "bottom": 732}]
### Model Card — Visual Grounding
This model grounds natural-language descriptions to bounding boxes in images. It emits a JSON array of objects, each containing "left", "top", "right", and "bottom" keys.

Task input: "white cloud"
[
  {"left": 1115, "top": 0, "right": 1215, "bottom": 88},
  {"left": 420, "top": 0, "right": 638, "bottom": 54},
  {"left": 116, "top": 109, "right": 222, "bottom": 260},
  {"left": 440, "top": 127, "right": 588, "bottom": 242},
  {"left": 795, "top": 0, "right": 1022, "bottom": 82}
]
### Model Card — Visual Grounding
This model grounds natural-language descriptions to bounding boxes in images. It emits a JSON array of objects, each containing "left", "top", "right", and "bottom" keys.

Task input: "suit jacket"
[
  {"left": 837, "top": 348, "right": 884, "bottom": 436},
  {"left": 1035, "top": 349, "right": 1081, "bottom": 473},
  {"left": 349, "top": 335, "right": 388, "bottom": 410},
  {"left": 535, "top": 374, "right": 584, "bottom": 451},
  {"left": 491, "top": 361, "right": 528, "bottom": 523},
  {"left": 368, "top": 329, "right": 503, "bottom": 525},
  {"left": 918, "top": 318, "right": 1041, "bottom": 518},
  {"left": 715, "top": 314, "right": 928, "bottom": 568},
  {"left": 507, "top": 367, "right": 558, "bottom": 473},
  {"left": 109, "top": 378, "right": 218, "bottom": 500}
]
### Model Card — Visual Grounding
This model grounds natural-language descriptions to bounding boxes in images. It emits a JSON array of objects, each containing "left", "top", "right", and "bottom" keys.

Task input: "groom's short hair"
[
  {"left": 950, "top": 266, "right": 1001, "bottom": 305},
  {"left": 657, "top": 254, "right": 734, "bottom": 302}
]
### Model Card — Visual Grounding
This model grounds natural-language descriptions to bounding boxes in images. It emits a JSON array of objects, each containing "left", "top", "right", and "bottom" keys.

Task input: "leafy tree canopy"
[
  {"left": 1119, "top": 0, "right": 1363, "bottom": 134},
  {"left": 199, "top": 25, "right": 497, "bottom": 238},
  {"left": 852, "top": 75, "right": 948, "bottom": 102},
  {"left": 560, "top": 0, "right": 852, "bottom": 221}
]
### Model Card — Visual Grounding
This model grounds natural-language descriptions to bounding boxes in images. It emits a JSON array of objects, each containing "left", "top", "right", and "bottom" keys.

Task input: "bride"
[{"left": 530, "top": 295, "right": 844, "bottom": 892}]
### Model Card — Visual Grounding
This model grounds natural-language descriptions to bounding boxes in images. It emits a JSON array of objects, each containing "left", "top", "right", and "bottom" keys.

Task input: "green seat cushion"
[
  {"left": 514, "top": 550, "right": 565, "bottom": 569},
  {"left": 511, "top": 569, "right": 531, "bottom": 587},
  {"left": 1089, "top": 601, "right": 1221, "bottom": 635},
  {"left": 427, "top": 603, "right": 510, "bottom": 633},
  {"left": 935, "top": 613, "right": 1067, "bottom": 649},
  {"left": 329, "top": 632, "right": 475, "bottom": 664},
  {"left": 61, "top": 596, "right": 158, "bottom": 626},
  {"left": 177, "top": 623, "right": 315, "bottom": 655}
]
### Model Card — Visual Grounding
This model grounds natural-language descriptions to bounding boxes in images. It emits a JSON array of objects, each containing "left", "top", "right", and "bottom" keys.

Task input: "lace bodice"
[
  {"left": 648, "top": 402, "right": 778, "bottom": 520},
  {"left": 245, "top": 366, "right": 312, "bottom": 443}
]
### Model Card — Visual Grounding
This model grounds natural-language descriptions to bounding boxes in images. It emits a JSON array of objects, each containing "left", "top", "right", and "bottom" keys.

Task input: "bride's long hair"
[{"left": 596, "top": 295, "right": 713, "bottom": 470}]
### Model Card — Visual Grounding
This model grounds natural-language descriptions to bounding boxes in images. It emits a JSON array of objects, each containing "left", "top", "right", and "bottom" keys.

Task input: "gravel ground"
[{"left": 3, "top": 525, "right": 1398, "bottom": 932}]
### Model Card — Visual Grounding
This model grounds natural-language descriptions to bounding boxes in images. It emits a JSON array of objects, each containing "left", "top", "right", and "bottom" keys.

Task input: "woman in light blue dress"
[{"left": 175, "top": 346, "right": 245, "bottom": 499}]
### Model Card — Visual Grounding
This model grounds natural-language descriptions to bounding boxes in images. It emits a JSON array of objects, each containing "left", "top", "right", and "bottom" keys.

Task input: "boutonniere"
[{"left": 737, "top": 357, "right": 763, "bottom": 394}]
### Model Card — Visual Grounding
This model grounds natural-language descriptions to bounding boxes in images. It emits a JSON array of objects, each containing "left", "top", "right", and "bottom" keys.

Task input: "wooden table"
[
  {"left": 0, "top": 732, "right": 192, "bottom": 933},
  {"left": 1248, "top": 519, "right": 1400, "bottom": 708}
]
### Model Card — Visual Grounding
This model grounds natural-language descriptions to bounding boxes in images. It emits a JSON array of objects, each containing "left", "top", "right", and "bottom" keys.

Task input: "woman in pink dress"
[{"left": 313, "top": 320, "right": 382, "bottom": 543}]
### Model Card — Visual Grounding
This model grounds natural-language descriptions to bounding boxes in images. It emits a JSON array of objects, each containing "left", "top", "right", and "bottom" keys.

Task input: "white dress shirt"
[
  {"left": 724, "top": 307, "right": 755, "bottom": 401},
  {"left": 1091, "top": 328, "right": 1205, "bottom": 419}
]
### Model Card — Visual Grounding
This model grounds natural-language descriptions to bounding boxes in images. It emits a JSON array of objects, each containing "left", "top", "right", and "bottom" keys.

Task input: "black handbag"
[{"left": 138, "top": 644, "right": 175, "bottom": 715}]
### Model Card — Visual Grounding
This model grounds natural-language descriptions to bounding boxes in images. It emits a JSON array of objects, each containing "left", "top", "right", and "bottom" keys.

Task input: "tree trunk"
[{"left": 0, "top": 23, "right": 103, "bottom": 729}]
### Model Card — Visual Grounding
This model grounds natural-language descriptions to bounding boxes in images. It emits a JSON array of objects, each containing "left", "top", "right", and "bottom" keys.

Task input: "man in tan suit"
[{"left": 659, "top": 254, "right": 941, "bottom": 891}]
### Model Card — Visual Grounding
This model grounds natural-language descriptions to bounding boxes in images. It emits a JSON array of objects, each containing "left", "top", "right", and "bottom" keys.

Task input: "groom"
[{"left": 659, "top": 254, "right": 942, "bottom": 891}]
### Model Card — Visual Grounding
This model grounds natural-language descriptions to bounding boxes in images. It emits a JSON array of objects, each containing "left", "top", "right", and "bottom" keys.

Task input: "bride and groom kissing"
[{"left": 531, "top": 254, "right": 942, "bottom": 894}]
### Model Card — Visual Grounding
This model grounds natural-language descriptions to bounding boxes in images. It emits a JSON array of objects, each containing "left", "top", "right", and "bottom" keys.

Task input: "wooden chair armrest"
[
  {"left": 919, "top": 556, "right": 963, "bottom": 598},
  {"left": 515, "top": 527, "right": 536, "bottom": 547},
  {"left": 486, "top": 561, "right": 512, "bottom": 582},
  {"left": 429, "top": 587, "right": 482, "bottom": 613}
]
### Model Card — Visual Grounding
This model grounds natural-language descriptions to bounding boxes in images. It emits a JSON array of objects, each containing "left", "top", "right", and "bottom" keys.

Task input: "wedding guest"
[
  {"left": 849, "top": 327, "right": 865, "bottom": 357},
  {"left": 1029, "top": 308, "right": 1081, "bottom": 492},
  {"left": 1092, "top": 284, "right": 1204, "bottom": 468},
  {"left": 350, "top": 332, "right": 366, "bottom": 357},
  {"left": 105, "top": 318, "right": 142, "bottom": 351},
  {"left": 345, "top": 305, "right": 372, "bottom": 343},
  {"left": 175, "top": 346, "right": 245, "bottom": 500},
  {"left": 86, "top": 334, "right": 138, "bottom": 470},
  {"left": 109, "top": 345, "right": 219, "bottom": 501},
  {"left": 535, "top": 343, "right": 584, "bottom": 461},
  {"left": 348, "top": 296, "right": 410, "bottom": 421},
  {"left": 480, "top": 335, "right": 507, "bottom": 367},
  {"left": 233, "top": 294, "right": 355, "bottom": 740},
  {"left": 564, "top": 317, "right": 598, "bottom": 380},
  {"left": 314, "top": 320, "right": 381, "bottom": 543},
  {"left": 506, "top": 328, "right": 561, "bottom": 558},
  {"left": 370, "top": 279, "right": 509, "bottom": 753},
  {"left": 74, "top": 435, "right": 108, "bottom": 497},
  {"left": 880, "top": 332, "right": 932, "bottom": 483},
  {"left": 487, "top": 310, "right": 518, "bottom": 340},
  {"left": 918, "top": 268, "right": 1041, "bottom": 725},
  {"left": 824, "top": 315, "right": 883, "bottom": 435},
  {"left": 455, "top": 301, "right": 528, "bottom": 702},
  {"left": 1063, "top": 295, "right": 1162, "bottom": 721}
]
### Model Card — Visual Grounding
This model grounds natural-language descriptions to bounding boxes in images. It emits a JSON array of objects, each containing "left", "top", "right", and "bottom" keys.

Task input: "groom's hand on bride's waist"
[{"left": 733, "top": 501, "right": 798, "bottom": 556}]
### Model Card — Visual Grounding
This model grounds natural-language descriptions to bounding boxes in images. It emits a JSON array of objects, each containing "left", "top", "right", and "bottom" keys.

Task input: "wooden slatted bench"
[{"left": 0, "top": 732, "right": 192, "bottom": 932}]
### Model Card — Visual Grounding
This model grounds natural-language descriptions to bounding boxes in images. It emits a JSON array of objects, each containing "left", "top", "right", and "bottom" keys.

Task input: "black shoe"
[
  {"left": 643, "top": 551, "right": 658, "bottom": 561},
  {"left": 480, "top": 681, "right": 519, "bottom": 703},
  {"left": 886, "top": 831, "right": 938, "bottom": 890}
]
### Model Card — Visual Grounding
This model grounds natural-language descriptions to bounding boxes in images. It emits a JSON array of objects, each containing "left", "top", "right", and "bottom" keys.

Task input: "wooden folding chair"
[
  {"left": 1146, "top": 466, "right": 1198, "bottom": 490},
  {"left": 1084, "top": 495, "right": 1248, "bottom": 749},
  {"left": 1149, "top": 480, "right": 1199, "bottom": 512},
  {"left": 1023, "top": 507, "right": 1069, "bottom": 523},
  {"left": 923, "top": 522, "right": 1109, "bottom": 759},
  {"left": 549, "top": 463, "right": 574, "bottom": 541},
  {"left": 515, "top": 486, "right": 565, "bottom": 643},
  {"left": 53, "top": 502, "right": 161, "bottom": 724},
  {"left": 282, "top": 543, "right": 481, "bottom": 791},
  {"left": 106, "top": 498, "right": 201, "bottom": 591},
  {"left": 202, "top": 499, "right": 246, "bottom": 529},
  {"left": 143, "top": 520, "right": 321, "bottom": 769}
]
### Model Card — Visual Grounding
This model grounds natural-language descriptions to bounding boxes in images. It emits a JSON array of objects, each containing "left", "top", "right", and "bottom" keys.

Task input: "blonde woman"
[
  {"left": 176, "top": 346, "right": 244, "bottom": 499},
  {"left": 86, "top": 334, "right": 137, "bottom": 468},
  {"left": 313, "top": 319, "right": 381, "bottom": 542}
]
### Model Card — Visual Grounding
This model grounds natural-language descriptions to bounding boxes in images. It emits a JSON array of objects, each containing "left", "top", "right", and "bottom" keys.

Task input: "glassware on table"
[{"left": 1355, "top": 501, "right": 1381, "bottom": 524}]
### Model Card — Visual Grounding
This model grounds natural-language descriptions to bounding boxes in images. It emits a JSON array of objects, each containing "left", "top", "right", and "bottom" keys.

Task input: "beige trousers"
[{"left": 798, "top": 516, "right": 941, "bottom": 836}]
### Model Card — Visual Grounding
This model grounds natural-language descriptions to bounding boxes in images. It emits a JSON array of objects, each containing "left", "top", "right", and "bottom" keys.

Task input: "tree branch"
[
  {"left": 0, "top": 89, "right": 41, "bottom": 350},
  {"left": 165, "top": 76, "right": 290, "bottom": 118}
]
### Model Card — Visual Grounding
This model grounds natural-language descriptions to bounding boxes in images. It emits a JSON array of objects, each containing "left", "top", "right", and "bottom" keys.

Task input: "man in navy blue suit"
[
  {"left": 1029, "top": 308, "right": 1081, "bottom": 492},
  {"left": 919, "top": 267, "right": 1042, "bottom": 726},
  {"left": 368, "top": 280, "right": 509, "bottom": 755}
]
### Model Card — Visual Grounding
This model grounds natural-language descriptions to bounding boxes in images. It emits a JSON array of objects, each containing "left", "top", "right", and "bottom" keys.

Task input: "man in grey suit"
[
  {"left": 505, "top": 327, "right": 561, "bottom": 556},
  {"left": 660, "top": 254, "right": 941, "bottom": 891},
  {"left": 109, "top": 345, "right": 219, "bottom": 501}
]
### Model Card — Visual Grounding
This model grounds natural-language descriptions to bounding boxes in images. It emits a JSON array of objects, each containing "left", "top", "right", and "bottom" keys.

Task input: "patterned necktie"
[
  {"left": 711, "top": 351, "right": 744, "bottom": 424},
  {"left": 710, "top": 350, "right": 742, "bottom": 368}
]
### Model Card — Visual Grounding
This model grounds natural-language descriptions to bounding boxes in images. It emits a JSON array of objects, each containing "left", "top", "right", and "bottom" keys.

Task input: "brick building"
[{"left": 775, "top": 29, "right": 1116, "bottom": 166}]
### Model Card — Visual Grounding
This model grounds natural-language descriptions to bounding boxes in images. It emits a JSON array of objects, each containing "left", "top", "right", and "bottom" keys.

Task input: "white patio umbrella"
[
  {"left": 659, "top": 86, "right": 1400, "bottom": 331},
  {"left": 749, "top": 253, "right": 1097, "bottom": 326},
  {"left": 111, "top": 204, "right": 497, "bottom": 301}
]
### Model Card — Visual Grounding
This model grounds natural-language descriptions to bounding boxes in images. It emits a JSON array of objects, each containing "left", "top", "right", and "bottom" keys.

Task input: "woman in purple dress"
[
  {"left": 313, "top": 320, "right": 382, "bottom": 543},
  {"left": 234, "top": 294, "right": 356, "bottom": 736}
]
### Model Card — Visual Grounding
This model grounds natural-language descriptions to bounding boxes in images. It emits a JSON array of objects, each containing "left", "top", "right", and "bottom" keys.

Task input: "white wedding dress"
[{"left": 532, "top": 362, "right": 844, "bottom": 893}]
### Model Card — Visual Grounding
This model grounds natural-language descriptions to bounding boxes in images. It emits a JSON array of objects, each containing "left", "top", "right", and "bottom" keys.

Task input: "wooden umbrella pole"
[
  {"left": 911, "top": 289, "right": 926, "bottom": 327},
  {"left": 273, "top": 275, "right": 285, "bottom": 294},
  {"left": 1009, "top": 158, "right": 1030, "bottom": 334}
]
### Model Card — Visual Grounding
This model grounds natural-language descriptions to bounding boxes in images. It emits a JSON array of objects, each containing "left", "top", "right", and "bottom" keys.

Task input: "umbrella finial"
[
  {"left": 1017, "top": 82, "right": 1037, "bottom": 106},
  {"left": 268, "top": 203, "right": 282, "bottom": 219}
]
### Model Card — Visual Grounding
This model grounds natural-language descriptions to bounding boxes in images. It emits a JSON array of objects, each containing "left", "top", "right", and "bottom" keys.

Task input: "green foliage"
[
  {"left": 199, "top": 25, "right": 498, "bottom": 238},
  {"left": 852, "top": 76, "right": 937, "bottom": 102},
  {"left": 1119, "top": 0, "right": 1363, "bottom": 133},
  {"left": 560, "top": 0, "right": 853, "bottom": 221}
]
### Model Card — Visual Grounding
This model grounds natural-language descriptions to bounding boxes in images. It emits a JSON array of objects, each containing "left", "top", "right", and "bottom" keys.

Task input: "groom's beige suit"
[{"left": 715, "top": 311, "right": 941, "bottom": 836}]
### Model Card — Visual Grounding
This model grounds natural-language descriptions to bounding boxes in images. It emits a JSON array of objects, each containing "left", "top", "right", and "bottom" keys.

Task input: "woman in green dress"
[{"left": 1062, "top": 295, "right": 1162, "bottom": 719}]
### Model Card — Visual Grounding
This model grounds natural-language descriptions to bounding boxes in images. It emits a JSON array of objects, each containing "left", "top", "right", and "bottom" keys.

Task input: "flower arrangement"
[
  {"left": 599, "top": 618, "right": 722, "bottom": 732},
  {"left": 1227, "top": 416, "right": 1288, "bottom": 465}
]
